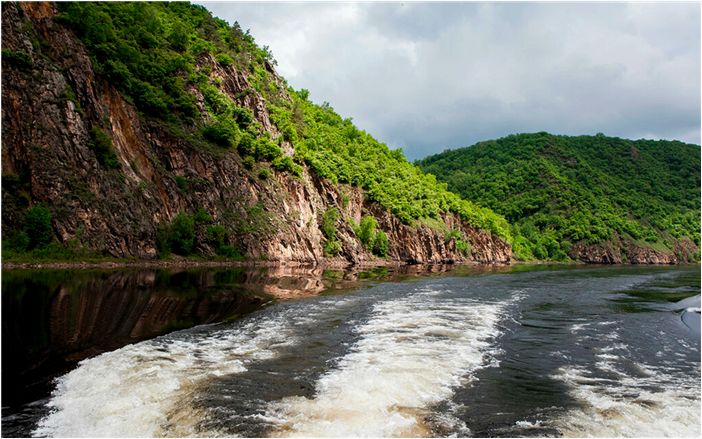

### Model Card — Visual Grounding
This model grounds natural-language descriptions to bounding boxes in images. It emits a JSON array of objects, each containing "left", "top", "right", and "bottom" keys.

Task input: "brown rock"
[{"left": 1, "top": 2, "right": 510, "bottom": 266}]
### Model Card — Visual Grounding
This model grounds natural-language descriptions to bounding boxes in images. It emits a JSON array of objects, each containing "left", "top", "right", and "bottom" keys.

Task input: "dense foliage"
[
  {"left": 55, "top": 2, "right": 272, "bottom": 119},
  {"left": 55, "top": 1, "right": 511, "bottom": 250},
  {"left": 418, "top": 132, "right": 701, "bottom": 260},
  {"left": 353, "top": 216, "right": 389, "bottom": 257},
  {"left": 321, "top": 208, "right": 342, "bottom": 256},
  {"left": 266, "top": 90, "right": 511, "bottom": 240}
]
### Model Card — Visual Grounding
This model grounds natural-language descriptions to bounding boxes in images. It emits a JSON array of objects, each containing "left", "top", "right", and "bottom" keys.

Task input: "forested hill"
[
  {"left": 1, "top": 2, "right": 510, "bottom": 265},
  {"left": 418, "top": 133, "right": 700, "bottom": 263}
]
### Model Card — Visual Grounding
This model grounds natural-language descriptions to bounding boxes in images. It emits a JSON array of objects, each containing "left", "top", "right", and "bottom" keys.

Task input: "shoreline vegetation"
[
  {"left": 0, "top": 257, "right": 484, "bottom": 271},
  {"left": 6, "top": 257, "right": 692, "bottom": 271}
]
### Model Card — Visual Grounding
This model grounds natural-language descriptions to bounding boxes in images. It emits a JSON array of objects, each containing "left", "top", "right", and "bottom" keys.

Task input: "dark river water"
[{"left": 2, "top": 264, "right": 700, "bottom": 437}]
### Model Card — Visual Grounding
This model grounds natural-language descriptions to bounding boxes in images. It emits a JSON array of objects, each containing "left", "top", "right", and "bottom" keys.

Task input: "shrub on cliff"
[
  {"left": 155, "top": 225, "right": 171, "bottom": 257},
  {"left": 272, "top": 156, "right": 302, "bottom": 177},
  {"left": 455, "top": 239, "right": 470, "bottom": 257},
  {"left": 254, "top": 138, "right": 283, "bottom": 161},
  {"left": 206, "top": 224, "right": 227, "bottom": 248},
  {"left": 355, "top": 216, "right": 377, "bottom": 249},
  {"left": 24, "top": 205, "right": 54, "bottom": 250},
  {"left": 321, "top": 208, "right": 341, "bottom": 256},
  {"left": 202, "top": 121, "right": 240, "bottom": 148},
  {"left": 174, "top": 176, "right": 189, "bottom": 192},
  {"left": 205, "top": 224, "right": 243, "bottom": 258},
  {"left": 232, "top": 106, "right": 253, "bottom": 128},
  {"left": 2, "top": 49, "right": 33, "bottom": 70},
  {"left": 215, "top": 53, "right": 233, "bottom": 66},
  {"left": 157, "top": 213, "right": 196, "bottom": 256},
  {"left": 372, "top": 230, "right": 389, "bottom": 257},
  {"left": 194, "top": 207, "right": 213, "bottom": 224},
  {"left": 353, "top": 215, "right": 389, "bottom": 258},
  {"left": 237, "top": 133, "right": 256, "bottom": 156},
  {"left": 88, "top": 127, "right": 120, "bottom": 169},
  {"left": 170, "top": 213, "right": 196, "bottom": 255}
]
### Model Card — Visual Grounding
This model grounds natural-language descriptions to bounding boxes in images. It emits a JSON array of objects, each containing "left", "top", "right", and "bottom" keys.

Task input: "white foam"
[
  {"left": 264, "top": 289, "right": 515, "bottom": 437},
  {"left": 515, "top": 419, "right": 543, "bottom": 428},
  {"left": 553, "top": 365, "right": 701, "bottom": 437},
  {"left": 593, "top": 343, "right": 629, "bottom": 376},
  {"left": 571, "top": 322, "right": 592, "bottom": 333},
  {"left": 33, "top": 300, "right": 353, "bottom": 438}
]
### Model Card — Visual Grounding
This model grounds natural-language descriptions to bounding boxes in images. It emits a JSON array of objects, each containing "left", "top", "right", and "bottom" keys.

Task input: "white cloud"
[{"left": 200, "top": 1, "right": 700, "bottom": 159}]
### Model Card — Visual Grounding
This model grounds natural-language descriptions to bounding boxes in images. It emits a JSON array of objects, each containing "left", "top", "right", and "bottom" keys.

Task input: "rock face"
[
  {"left": 1, "top": 3, "right": 511, "bottom": 265},
  {"left": 570, "top": 236, "right": 698, "bottom": 264}
]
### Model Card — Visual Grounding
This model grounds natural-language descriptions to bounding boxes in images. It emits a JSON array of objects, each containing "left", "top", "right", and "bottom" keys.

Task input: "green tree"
[
  {"left": 206, "top": 224, "right": 227, "bottom": 248},
  {"left": 372, "top": 230, "right": 389, "bottom": 257},
  {"left": 321, "top": 208, "right": 341, "bottom": 256},
  {"left": 24, "top": 205, "right": 53, "bottom": 249},
  {"left": 169, "top": 213, "right": 195, "bottom": 255},
  {"left": 356, "top": 215, "right": 377, "bottom": 249}
]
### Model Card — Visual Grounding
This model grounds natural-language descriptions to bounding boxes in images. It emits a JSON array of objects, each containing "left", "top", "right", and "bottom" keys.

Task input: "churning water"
[{"left": 7, "top": 265, "right": 702, "bottom": 437}]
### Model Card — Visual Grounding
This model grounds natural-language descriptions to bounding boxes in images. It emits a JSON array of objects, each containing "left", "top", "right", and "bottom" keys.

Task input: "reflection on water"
[
  {"left": 5, "top": 263, "right": 698, "bottom": 438},
  {"left": 2, "top": 269, "right": 262, "bottom": 413},
  {"left": 1, "top": 263, "right": 473, "bottom": 436}
]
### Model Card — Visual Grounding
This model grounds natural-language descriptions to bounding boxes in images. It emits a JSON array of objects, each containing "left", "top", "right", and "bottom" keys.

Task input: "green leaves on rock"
[
  {"left": 321, "top": 208, "right": 341, "bottom": 256},
  {"left": 352, "top": 216, "right": 389, "bottom": 257},
  {"left": 24, "top": 205, "right": 54, "bottom": 250},
  {"left": 88, "top": 127, "right": 120, "bottom": 169}
]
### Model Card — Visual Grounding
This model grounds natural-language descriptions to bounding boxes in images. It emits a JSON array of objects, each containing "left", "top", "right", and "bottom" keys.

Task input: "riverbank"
[
  {"left": 1, "top": 257, "right": 507, "bottom": 271},
  {"left": 6, "top": 255, "right": 695, "bottom": 271}
]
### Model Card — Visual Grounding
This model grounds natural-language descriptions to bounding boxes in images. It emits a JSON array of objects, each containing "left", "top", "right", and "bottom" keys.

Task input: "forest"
[{"left": 418, "top": 132, "right": 700, "bottom": 260}]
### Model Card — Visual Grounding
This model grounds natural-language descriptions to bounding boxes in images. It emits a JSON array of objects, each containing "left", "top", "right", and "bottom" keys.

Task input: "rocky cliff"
[
  {"left": 570, "top": 236, "right": 698, "bottom": 265},
  {"left": 1, "top": 3, "right": 511, "bottom": 265}
]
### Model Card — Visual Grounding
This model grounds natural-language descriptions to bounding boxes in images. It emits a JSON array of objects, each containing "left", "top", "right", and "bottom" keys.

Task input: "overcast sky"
[{"left": 200, "top": 1, "right": 700, "bottom": 160}]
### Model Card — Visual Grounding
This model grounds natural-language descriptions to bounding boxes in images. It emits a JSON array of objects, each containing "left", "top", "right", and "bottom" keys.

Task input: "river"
[{"left": 2, "top": 264, "right": 699, "bottom": 437}]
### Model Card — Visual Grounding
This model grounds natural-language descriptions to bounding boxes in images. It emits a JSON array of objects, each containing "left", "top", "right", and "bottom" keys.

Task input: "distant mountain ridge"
[{"left": 418, "top": 132, "right": 700, "bottom": 263}]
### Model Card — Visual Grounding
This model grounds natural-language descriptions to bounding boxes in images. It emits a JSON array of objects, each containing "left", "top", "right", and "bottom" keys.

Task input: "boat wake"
[{"left": 263, "top": 288, "right": 520, "bottom": 437}]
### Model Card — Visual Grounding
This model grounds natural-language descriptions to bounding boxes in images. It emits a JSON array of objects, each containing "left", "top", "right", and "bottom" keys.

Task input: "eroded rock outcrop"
[
  {"left": 570, "top": 236, "right": 698, "bottom": 264},
  {"left": 1, "top": 3, "right": 511, "bottom": 265}
]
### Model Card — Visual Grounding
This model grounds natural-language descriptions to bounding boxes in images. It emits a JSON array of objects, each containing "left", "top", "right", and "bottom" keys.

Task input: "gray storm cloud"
[{"left": 200, "top": 1, "right": 700, "bottom": 160}]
